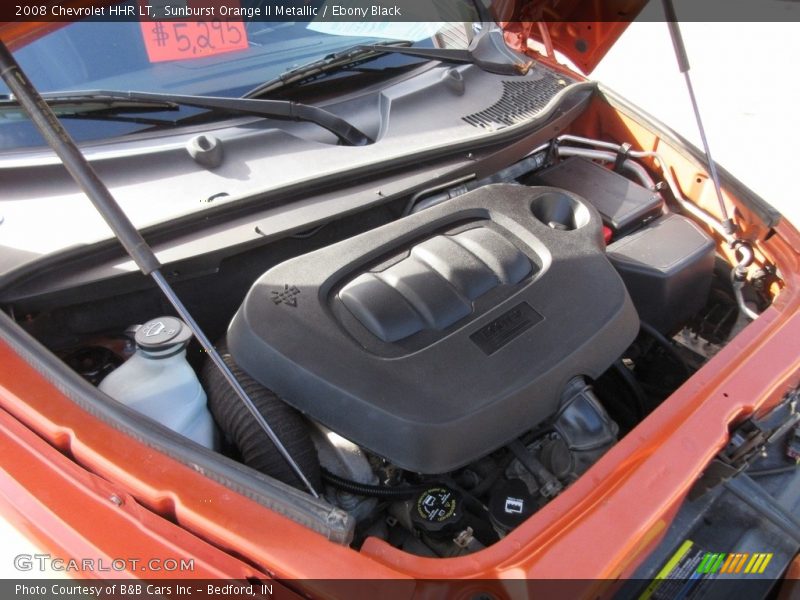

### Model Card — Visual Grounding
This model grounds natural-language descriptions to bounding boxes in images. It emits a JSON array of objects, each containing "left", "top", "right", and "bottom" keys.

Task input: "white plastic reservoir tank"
[{"left": 99, "top": 316, "right": 218, "bottom": 449}]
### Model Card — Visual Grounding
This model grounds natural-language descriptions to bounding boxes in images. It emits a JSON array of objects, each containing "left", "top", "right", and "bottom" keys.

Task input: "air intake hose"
[{"left": 202, "top": 345, "right": 321, "bottom": 490}]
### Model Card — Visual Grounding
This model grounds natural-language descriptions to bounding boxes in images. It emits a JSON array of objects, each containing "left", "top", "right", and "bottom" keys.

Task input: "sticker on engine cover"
[{"left": 639, "top": 540, "right": 775, "bottom": 600}]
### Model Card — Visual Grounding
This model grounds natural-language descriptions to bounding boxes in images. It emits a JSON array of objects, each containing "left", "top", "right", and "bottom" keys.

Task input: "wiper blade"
[
  {"left": 60, "top": 112, "right": 180, "bottom": 128},
  {"left": 359, "top": 28, "right": 533, "bottom": 76},
  {"left": 0, "top": 93, "right": 178, "bottom": 112},
  {"left": 244, "top": 39, "right": 414, "bottom": 98},
  {"left": 2, "top": 89, "right": 372, "bottom": 146},
  {"left": 0, "top": 94, "right": 181, "bottom": 127}
]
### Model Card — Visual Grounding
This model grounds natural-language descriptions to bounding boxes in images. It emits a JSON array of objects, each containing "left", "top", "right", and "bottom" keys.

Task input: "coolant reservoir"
[{"left": 99, "top": 316, "right": 217, "bottom": 449}]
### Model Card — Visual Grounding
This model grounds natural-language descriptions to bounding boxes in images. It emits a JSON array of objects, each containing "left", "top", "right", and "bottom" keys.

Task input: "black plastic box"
[
  {"left": 607, "top": 213, "right": 715, "bottom": 334},
  {"left": 534, "top": 156, "right": 663, "bottom": 235}
]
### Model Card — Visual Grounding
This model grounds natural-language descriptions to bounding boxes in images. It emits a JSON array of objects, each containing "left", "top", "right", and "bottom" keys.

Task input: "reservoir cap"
[
  {"left": 411, "top": 486, "right": 463, "bottom": 536},
  {"left": 135, "top": 316, "right": 192, "bottom": 351}
]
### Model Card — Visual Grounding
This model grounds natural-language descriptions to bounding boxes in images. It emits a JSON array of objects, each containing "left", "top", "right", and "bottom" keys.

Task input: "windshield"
[{"left": 0, "top": 2, "right": 479, "bottom": 149}]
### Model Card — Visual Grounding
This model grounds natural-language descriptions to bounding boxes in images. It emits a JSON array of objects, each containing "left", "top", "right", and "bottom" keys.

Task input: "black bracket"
[{"left": 613, "top": 142, "right": 632, "bottom": 174}]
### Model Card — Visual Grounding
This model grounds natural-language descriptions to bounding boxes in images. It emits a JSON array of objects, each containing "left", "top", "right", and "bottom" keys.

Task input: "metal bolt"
[{"left": 109, "top": 494, "right": 124, "bottom": 506}]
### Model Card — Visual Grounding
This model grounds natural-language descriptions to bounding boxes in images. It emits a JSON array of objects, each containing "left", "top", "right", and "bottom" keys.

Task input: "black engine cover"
[{"left": 228, "top": 184, "right": 638, "bottom": 473}]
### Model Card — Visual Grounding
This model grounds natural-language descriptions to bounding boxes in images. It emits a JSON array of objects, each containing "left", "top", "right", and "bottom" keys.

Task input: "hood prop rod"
[
  {"left": 662, "top": 0, "right": 735, "bottom": 236},
  {"left": 0, "top": 41, "right": 320, "bottom": 499}
]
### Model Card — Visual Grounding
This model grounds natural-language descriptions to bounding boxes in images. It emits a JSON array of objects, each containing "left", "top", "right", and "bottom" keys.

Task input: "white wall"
[{"left": 592, "top": 20, "right": 800, "bottom": 228}]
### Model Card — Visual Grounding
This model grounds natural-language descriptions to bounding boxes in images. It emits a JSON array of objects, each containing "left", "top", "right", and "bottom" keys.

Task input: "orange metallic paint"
[
  {"left": 778, "top": 555, "right": 800, "bottom": 596},
  {"left": 498, "top": 0, "right": 646, "bottom": 74},
  {"left": 0, "top": 405, "right": 283, "bottom": 582}
]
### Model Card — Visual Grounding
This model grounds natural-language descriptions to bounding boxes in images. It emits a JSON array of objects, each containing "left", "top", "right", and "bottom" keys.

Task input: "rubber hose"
[
  {"left": 202, "top": 345, "right": 321, "bottom": 490},
  {"left": 322, "top": 469, "right": 427, "bottom": 498},
  {"left": 612, "top": 360, "right": 648, "bottom": 419},
  {"left": 639, "top": 321, "right": 692, "bottom": 378}
]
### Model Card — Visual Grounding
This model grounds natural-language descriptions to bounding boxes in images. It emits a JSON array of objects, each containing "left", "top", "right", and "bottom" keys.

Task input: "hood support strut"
[
  {"left": 0, "top": 41, "right": 320, "bottom": 499},
  {"left": 662, "top": 0, "right": 735, "bottom": 236}
]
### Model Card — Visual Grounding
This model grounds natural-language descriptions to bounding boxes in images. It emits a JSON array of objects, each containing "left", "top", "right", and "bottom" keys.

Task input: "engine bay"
[{"left": 1, "top": 108, "right": 779, "bottom": 559}]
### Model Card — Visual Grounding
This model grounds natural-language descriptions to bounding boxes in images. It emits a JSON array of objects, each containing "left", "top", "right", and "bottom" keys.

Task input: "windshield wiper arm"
[
  {"left": 359, "top": 28, "right": 533, "bottom": 76},
  {"left": 3, "top": 89, "right": 372, "bottom": 146},
  {"left": 245, "top": 28, "right": 531, "bottom": 100}
]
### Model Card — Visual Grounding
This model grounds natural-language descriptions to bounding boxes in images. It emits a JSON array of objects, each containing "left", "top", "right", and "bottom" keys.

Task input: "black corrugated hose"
[{"left": 202, "top": 345, "right": 321, "bottom": 490}]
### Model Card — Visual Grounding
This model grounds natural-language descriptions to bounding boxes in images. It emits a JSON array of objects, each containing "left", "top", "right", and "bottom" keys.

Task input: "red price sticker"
[{"left": 140, "top": 20, "right": 249, "bottom": 63}]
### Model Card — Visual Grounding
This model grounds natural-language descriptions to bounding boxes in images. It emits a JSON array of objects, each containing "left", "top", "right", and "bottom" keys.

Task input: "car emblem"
[{"left": 271, "top": 285, "right": 301, "bottom": 307}]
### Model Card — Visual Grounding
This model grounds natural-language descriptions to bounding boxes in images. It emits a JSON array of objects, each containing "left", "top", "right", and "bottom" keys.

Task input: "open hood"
[{"left": 497, "top": 0, "right": 650, "bottom": 74}]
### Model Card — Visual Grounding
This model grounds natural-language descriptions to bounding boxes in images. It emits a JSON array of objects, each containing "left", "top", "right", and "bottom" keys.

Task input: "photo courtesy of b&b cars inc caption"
[{"left": 15, "top": 583, "right": 274, "bottom": 597}]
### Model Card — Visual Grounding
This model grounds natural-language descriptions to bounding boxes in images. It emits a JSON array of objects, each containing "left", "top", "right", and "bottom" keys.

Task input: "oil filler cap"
[
  {"left": 134, "top": 316, "right": 192, "bottom": 351},
  {"left": 411, "top": 486, "right": 463, "bottom": 536}
]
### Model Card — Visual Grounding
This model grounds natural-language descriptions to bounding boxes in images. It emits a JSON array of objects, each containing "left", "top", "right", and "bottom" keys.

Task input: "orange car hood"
[{"left": 498, "top": 0, "right": 649, "bottom": 73}]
